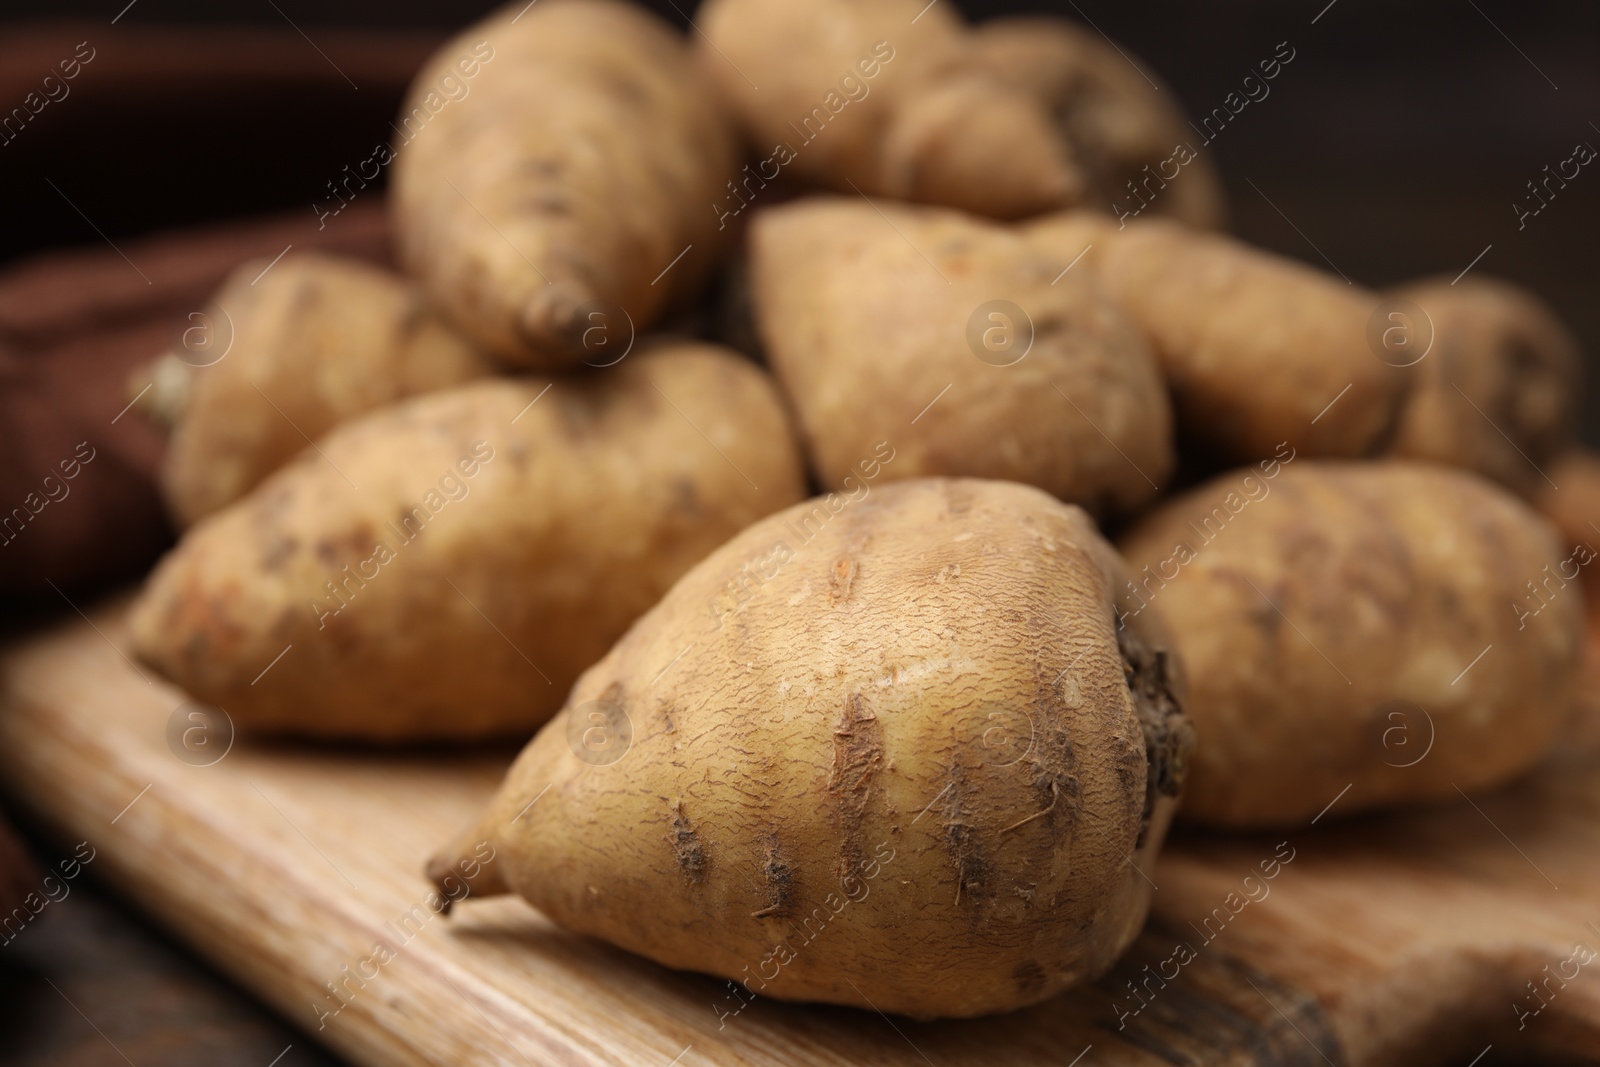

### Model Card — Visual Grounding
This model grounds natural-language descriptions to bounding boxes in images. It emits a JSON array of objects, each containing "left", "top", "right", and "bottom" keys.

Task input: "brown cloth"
[
  {"left": 0, "top": 21, "right": 439, "bottom": 602},
  {"left": 0, "top": 202, "right": 394, "bottom": 600},
  {"left": 0, "top": 808, "right": 35, "bottom": 921}
]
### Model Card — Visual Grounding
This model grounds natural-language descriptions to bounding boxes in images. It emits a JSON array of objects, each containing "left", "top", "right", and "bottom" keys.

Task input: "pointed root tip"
[
  {"left": 424, "top": 853, "right": 460, "bottom": 918},
  {"left": 424, "top": 831, "right": 512, "bottom": 919},
  {"left": 518, "top": 283, "right": 602, "bottom": 365}
]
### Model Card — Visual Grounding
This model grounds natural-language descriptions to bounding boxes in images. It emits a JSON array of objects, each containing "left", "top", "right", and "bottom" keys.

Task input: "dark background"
[{"left": 2, "top": 0, "right": 1598, "bottom": 440}]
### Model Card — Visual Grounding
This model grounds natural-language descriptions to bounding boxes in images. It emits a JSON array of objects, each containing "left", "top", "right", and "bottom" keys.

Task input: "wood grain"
[{"left": 0, "top": 602, "right": 1597, "bottom": 1066}]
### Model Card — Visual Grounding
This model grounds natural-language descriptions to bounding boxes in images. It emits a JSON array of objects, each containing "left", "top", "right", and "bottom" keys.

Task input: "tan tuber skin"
[
  {"left": 1037, "top": 213, "right": 1409, "bottom": 463},
  {"left": 430, "top": 478, "right": 1193, "bottom": 1018},
  {"left": 1118, "top": 462, "right": 1585, "bottom": 828},
  {"left": 150, "top": 253, "right": 495, "bottom": 528},
  {"left": 393, "top": 0, "right": 737, "bottom": 369},
  {"left": 1535, "top": 449, "right": 1600, "bottom": 618},
  {"left": 968, "top": 17, "right": 1227, "bottom": 230},
  {"left": 750, "top": 198, "right": 1173, "bottom": 518},
  {"left": 696, "top": 0, "right": 1081, "bottom": 220},
  {"left": 1383, "top": 275, "right": 1580, "bottom": 496},
  {"left": 130, "top": 343, "right": 806, "bottom": 741}
]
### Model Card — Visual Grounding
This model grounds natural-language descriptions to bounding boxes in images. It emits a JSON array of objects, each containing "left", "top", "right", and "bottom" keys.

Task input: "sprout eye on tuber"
[{"left": 429, "top": 478, "right": 1194, "bottom": 1019}]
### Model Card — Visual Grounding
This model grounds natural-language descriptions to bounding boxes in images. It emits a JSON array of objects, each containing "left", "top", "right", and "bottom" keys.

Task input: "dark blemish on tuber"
[
  {"left": 601, "top": 71, "right": 651, "bottom": 109},
  {"left": 751, "top": 836, "right": 794, "bottom": 919},
  {"left": 1033, "top": 314, "right": 1066, "bottom": 340},
  {"left": 828, "top": 693, "right": 881, "bottom": 879},
  {"left": 671, "top": 477, "right": 701, "bottom": 520},
  {"left": 669, "top": 800, "right": 706, "bottom": 884},
  {"left": 394, "top": 299, "right": 427, "bottom": 344},
  {"left": 1119, "top": 628, "right": 1194, "bottom": 848},
  {"left": 259, "top": 533, "right": 299, "bottom": 571},
  {"left": 940, "top": 770, "right": 988, "bottom": 908},
  {"left": 829, "top": 557, "right": 859, "bottom": 604},
  {"left": 939, "top": 480, "right": 975, "bottom": 516},
  {"left": 1021, "top": 679, "right": 1083, "bottom": 844},
  {"left": 948, "top": 821, "right": 988, "bottom": 908},
  {"left": 1012, "top": 960, "right": 1047, "bottom": 996},
  {"left": 521, "top": 156, "right": 565, "bottom": 181},
  {"left": 521, "top": 193, "right": 572, "bottom": 217},
  {"left": 287, "top": 277, "right": 321, "bottom": 320}
]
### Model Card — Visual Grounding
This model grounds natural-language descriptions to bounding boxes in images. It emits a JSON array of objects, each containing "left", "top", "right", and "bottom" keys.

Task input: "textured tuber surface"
[
  {"left": 1035, "top": 213, "right": 1411, "bottom": 464},
  {"left": 129, "top": 343, "right": 806, "bottom": 740},
  {"left": 156, "top": 252, "right": 495, "bottom": 528},
  {"left": 750, "top": 198, "right": 1172, "bottom": 518},
  {"left": 392, "top": 0, "right": 737, "bottom": 368},
  {"left": 1119, "top": 461, "right": 1585, "bottom": 827},
  {"left": 1384, "top": 275, "right": 1580, "bottom": 496},
  {"left": 431, "top": 478, "right": 1193, "bottom": 1017}
]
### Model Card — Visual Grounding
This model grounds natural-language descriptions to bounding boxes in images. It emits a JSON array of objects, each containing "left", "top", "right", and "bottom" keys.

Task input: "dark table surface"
[{"left": 1, "top": 824, "right": 339, "bottom": 1066}]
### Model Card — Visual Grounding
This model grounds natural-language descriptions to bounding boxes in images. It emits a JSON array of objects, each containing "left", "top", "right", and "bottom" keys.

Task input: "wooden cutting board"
[{"left": 1, "top": 602, "right": 1597, "bottom": 1067}]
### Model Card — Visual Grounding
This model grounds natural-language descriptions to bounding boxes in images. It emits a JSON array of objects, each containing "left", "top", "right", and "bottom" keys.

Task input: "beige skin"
[
  {"left": 431, "top": 478, "right": 1194, "bottom": 1018},
  {"left": 152, "top": 253, "right": 495, "bottom": 528},
  {"left": 968, "top": 17, "right": 1227, "bottom": 230},
  {"left": 695, "top": 0, "right": 1081, "bottom": 220},
  {"left": 1384, "top": 275, "right": 1579, "bottom": 496},
  {"left": 129, "top": 344, "right": 806, "bottom": 741},
  {"left": 1118, "top": 462, "right": 1584, "bottom": 828},
  {"left": 392, "top": 0, "right": 736, "bottom": 369},
  {"left": 1039, "top": 214, "right": 1409, "bottom": 462},
  {"left": 1535, "top": 449, "right": 1600, "bottom": 617},
  {"left": 750, "top": 198, "right": 1173, "bottom": 517}
]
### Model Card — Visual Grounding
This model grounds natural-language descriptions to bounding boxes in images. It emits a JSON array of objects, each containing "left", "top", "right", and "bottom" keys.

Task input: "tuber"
[
  {"left": 1534, "top": 449, "right": 1600, "bottom": 618},
  {"left": 1118, "top": 461, "right": 1584, "bottom": 827},
  {"left": 1038, "top": 213, "right": 1408, "bottom": 463},
  {"left": 968, "top": 16, "right": 1226, "bottom": 230},
  {"left": 750, "top": 197, "right": 1172, "bottom": 517},
  {"left": 1382, "top": 275, "right": 1579, "bottom": 496},
  {"left": 695, "top": 0, "right": 1082, "bottom": 221},
  {"left": 392, "top": 0, "right": 737, "bottom": 369},
  {"left": 430, "top": 478, "right": 1193, "bottom": 1017},
  {"left": 129, "top": 343, "right": 806, "bottom": 741},
  {"left": 148, "top": 252, "right": 495, "bottom": 528}
]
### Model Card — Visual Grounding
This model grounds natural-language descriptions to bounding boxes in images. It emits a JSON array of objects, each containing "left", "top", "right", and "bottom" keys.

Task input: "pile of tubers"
[{"left": 127, "top": 0, "right": 1594, "bottom": 1020}]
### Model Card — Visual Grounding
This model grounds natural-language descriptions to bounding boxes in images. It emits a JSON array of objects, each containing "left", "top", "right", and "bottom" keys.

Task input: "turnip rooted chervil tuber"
[
  {"left": 130, "top": 343, "right": 806, "bottom": 741},
  {"left": 148, "top": 253, "right": 495, "bottom": 528},
  {"left": 393, "top": 0, "right": 736, "bottom": 369},
  {"left": 750, "top": 198, "right": 1173, "bottom": 518},
  {"left": 430, "top": 478, "right": 1194, "bottom": 1018},
  {"left": 1118, "top": 462, "right": 1585, "bottom": 828}
]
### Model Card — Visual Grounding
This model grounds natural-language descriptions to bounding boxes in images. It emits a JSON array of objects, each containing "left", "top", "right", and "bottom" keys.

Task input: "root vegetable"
[
  {"left": 129, "top": 343, "right": 806, "bottom": 741},
  {"left": 392, "top": 0, "right": 737, "bottom": 369},
  {"left": 1042, "top": 214, "right": 1407, "bottom": 462},
  {"left": 1383, "top": 275, "right": 1580, "bottom": 495},
  {"left": 1535, "top": 449, "right": 1600, "bottom": 617},
  {"left": 750, "top": 198, "right": 1172, "bottom": 517},
  {"left": 1118, "top": 461, "right": 1585, "bottom": 827},
  {"left": 696, "top": 0, "right": 1082, "bottom": 220},
  {"left": 150, "top": 252, "right": 495, "bottom": 528},
  {"left": 969, "top": 17, "right": 1226, "bottom": 230},
  {"left": 429, "top": 477, "right": 1193, "bottom": 1018}
]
